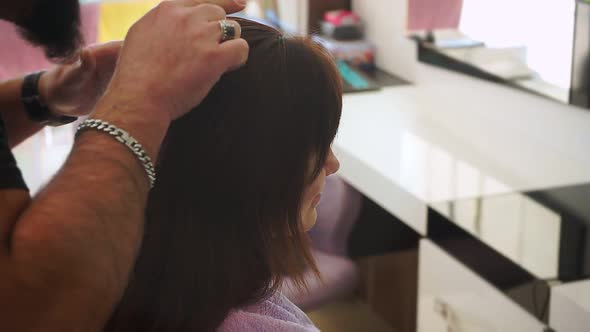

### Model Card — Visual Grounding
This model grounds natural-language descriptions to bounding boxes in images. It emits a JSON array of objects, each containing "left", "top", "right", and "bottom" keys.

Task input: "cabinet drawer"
[
  {"left": 418, "top": 239, "right": 546, "bottom": 332},
  {"left": 549, "top": 280, "right": 590, "bottom": 332}
]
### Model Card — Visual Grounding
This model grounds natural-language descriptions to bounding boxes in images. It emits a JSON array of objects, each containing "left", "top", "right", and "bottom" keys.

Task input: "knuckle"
[
  {"left": 156, "top": 0, "right": 175, "bottom": 11},
  {"left": 203, "top": 47, "right": 222, "bottom": 61},
  {"left": 237, "top": 39, "right": 250, "bottom": 56},
  {"left": 234, "top": 22, "right": 243, "bottom": 35},
  {"left": 238, "top": 38, "right": 249, "bottom": 49},
  {"left": 127, "top": 20, "right": 143, "bottom": 36},
  {"left": 155, "top": 1, "right": 184, "bottom": 21},
  {"left": 198, "top": 3, "right": 226, "bottom": 18},
  {"left": 192, "top": 22, "right": 212, "bottom": 39}
]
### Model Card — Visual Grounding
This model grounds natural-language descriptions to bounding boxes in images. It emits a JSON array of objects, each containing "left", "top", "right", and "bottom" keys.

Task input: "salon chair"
[{"left": 281, "top": 175, "right": 362, "bottom": 311}]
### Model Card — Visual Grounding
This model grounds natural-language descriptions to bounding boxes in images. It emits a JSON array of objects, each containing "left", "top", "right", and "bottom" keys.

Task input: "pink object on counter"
[
  {"left": 0, "top": 3, "right": 99, "bottom": 81},
  {"left": 324, "top": 10, "right": 361, "bottom": 26},
  {"left": 407, "top": 0, "right": 463, "bottom": 31}
]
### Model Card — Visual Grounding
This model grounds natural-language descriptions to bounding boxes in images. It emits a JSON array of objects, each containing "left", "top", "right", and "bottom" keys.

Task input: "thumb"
[
  {"left": 87, "top": 41, "right": 123, "bottom": 60},
  {"left": 78, "top": 47, "right": 97, "bottom": 73},
  {"left": 87, "top": 41, "right": 123, "bottom": 73}
]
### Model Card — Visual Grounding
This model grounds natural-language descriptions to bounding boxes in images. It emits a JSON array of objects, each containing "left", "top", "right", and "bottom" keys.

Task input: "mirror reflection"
[{"left": 407, "top": 0, "right": 579, "bottom": 105}]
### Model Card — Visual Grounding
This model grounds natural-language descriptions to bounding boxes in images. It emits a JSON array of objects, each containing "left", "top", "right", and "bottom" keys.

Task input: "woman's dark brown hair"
[{"left": 105, "top": 18, "right": 342, "bottom": 332}]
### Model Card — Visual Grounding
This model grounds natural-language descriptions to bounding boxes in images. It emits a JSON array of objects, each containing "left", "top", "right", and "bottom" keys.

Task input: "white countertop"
[{"left": 333, "top": 65, "right": 590, "bottom": 234}]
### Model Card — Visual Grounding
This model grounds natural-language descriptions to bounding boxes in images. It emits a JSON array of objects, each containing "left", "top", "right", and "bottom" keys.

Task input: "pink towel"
[
  {"left": 0, "top": 3, "right": 99, "bottom": 81},
  {"left": 217, "top": 292, "right": 320, "bottom": 332}
]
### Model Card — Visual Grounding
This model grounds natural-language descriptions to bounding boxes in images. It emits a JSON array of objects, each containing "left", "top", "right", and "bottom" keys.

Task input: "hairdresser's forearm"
[
  {"left": 7, "top": 94, "right": 169, "bottom": 331},
  {"left": 0, "top": 78, "right": 44, "bottom": 147}
]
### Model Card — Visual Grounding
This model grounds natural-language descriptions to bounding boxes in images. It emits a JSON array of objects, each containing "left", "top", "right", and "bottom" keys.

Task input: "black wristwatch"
[{"left": 21, "top": 71, "right": 77, "bottom": 126}]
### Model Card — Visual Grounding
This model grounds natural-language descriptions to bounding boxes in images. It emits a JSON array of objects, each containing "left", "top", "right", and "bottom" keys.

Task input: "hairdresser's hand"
[
  {"left": 38, "top": 41, "right": 122, "bottom": 117},
  {"left": 103, "top": 0, "right": 249, "bottom": 121}
]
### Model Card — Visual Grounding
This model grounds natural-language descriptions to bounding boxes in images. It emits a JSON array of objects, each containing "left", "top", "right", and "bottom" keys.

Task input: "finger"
[
  {"left": 84, "top": 41, "right": 123, "bottom": 79},
  {"left": 86, "top": 41, "right": 123, "bottom": 60},
  {"left": 217, "top": 38, "right": 249, "bottom": 72},
  {"left": 78, "top": 47, "right": 97, "bottom": 73},
  {"left": 209, "top": 19, "right": 242, "bottom": 43},
  {"left": 175, "top": 0, "right": 246, "bottom": 14},
  {"left": 188, "top": 3, "right": 227, "bottom": 22}
]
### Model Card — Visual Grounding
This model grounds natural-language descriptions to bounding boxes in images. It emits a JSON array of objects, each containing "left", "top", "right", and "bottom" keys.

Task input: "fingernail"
[{"left": 234, "top": 0, "right": 248, "bottom": 5}]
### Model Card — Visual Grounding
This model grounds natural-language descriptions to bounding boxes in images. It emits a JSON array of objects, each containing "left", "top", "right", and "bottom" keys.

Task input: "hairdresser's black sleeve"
[{"left": 0, "top": 113, "right": 28, "bottom": 190}]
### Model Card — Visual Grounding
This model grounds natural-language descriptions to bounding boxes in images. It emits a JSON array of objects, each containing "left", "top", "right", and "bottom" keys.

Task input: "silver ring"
[{"left": 219, "top": 20, "right": 235, "bottom": 42}]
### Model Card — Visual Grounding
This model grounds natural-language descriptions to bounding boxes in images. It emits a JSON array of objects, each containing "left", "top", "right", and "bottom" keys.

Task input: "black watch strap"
[{"left": 21, "top": 71, "right": 77, "bottom": 126}]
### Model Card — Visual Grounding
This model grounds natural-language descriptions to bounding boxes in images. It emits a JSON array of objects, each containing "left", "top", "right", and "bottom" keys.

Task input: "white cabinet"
[
  {"left": 418, "top": 239, "right": 547, "bottom": 332},
  {"left": 550, "top": 280, "right": 590, "bottom": 332}
]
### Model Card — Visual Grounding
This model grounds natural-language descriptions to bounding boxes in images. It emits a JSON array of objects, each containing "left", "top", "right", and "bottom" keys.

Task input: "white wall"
[
  {"left": 352, "top": 0, "right": 417, "bottom": 82},
  {"left": 276, "top": 0, "right": 308, "bottom": 34}
]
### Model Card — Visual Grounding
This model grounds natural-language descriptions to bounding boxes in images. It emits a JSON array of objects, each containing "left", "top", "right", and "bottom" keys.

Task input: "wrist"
[
  {"left": 37, "top": 70, "right": 62, "bottom": 117},
  {"left": 97, "top": 88, "right": 171, "bottom": 127},
  {"left": 22, "top": 71, "right": 77, "bottom": 126},
  {"left": 37, "top": 70, "right": 52, "bottom": 107},
  {"left": 91, "top": 92, "right": 171, "bottom": 160}
]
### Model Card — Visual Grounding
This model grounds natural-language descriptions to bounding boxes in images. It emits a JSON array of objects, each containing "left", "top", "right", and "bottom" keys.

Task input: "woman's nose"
[{"left": 325, "top": 148, "right": 340, "bottom": 176}]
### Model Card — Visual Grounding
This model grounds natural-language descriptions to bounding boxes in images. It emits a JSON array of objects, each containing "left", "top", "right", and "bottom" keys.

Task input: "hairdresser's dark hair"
[{"left": 105, "top": 18, "right": 342, "bottom": 332}]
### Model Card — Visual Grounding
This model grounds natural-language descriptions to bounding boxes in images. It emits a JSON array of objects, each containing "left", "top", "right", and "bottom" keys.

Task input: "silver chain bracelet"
[{"left": 76, "top": 119, "right": 156, "bottom": 188}]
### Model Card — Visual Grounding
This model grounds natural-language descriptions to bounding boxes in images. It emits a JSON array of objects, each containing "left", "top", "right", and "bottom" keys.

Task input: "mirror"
[{"left": 407, "top": 0, "right": 589, "bottom": 108}]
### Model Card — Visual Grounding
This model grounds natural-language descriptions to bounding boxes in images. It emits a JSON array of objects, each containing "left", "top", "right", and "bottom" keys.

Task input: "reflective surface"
[
  {"left": 333, "top": 81, "right": 590, "bottom": 234},
  {"left": 430, "top": 192, "right": 561, "bottom": 280},
  {"left": 430, "top": 183, "right": 590, "bottom": 281},
  {"left": 333, "top": 82, "right": 590, "bottom": 304},
  {"left": 407, "top": 0, "right": 579, "bottom": 106}
]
